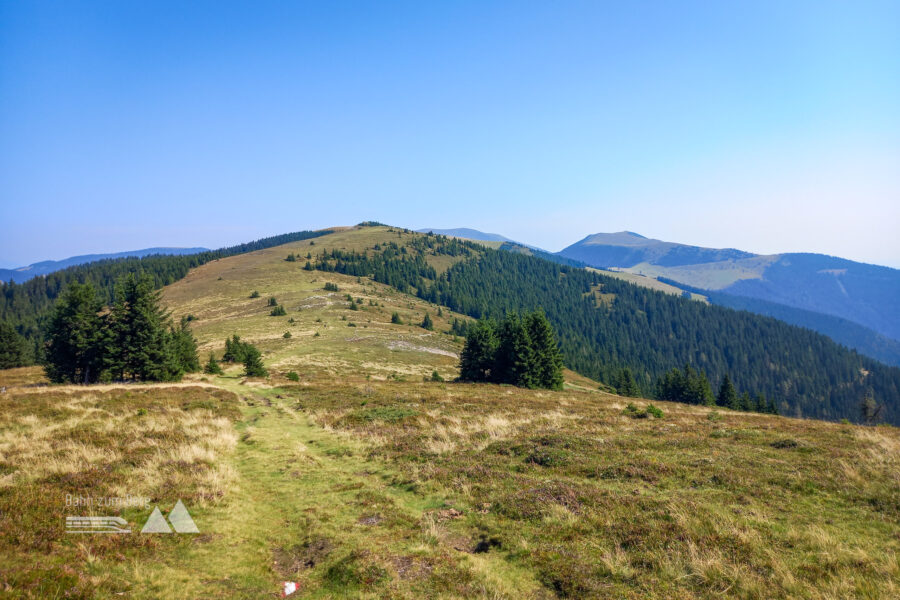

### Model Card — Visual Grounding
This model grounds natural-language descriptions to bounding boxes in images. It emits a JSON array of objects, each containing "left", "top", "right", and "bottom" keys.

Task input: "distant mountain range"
[
  {"left": 421, "top": 227, "right": 900, "bottom": 366},
  {"left": 558, "top": 232, "right": 900, "bottom": 340},
  {"left": 416, "top": 228, "right": 521, "bottom": 244},
  {"left": 0, "top": 247, "right": 209, "bottom": 283},
  {"left": 559, "top": 231, "right": 756, "bottom": 268}
]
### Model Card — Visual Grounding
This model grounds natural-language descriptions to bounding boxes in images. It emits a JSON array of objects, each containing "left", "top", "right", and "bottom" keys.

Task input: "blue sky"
[{"left": 2, "top": 1, "right": 898, "bottom": 267}]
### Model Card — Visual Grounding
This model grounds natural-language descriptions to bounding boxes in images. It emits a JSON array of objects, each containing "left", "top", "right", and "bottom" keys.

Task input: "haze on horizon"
[{"left": 2, "top": 1, "right": 898, "bottom": 269}]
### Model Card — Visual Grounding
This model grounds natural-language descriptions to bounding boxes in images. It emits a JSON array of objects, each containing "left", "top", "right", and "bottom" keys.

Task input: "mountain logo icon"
[{"left": 140, "top": 500, "right": 200, "bottom": 534}]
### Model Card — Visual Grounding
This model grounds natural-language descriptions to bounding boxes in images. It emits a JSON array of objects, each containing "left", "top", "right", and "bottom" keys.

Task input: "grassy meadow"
[
  {"left": 161, "top": 227, "right": 468, "bottom": 383},
  {"left": 1, "top": 226, "right": 898, "bottom": 599}
]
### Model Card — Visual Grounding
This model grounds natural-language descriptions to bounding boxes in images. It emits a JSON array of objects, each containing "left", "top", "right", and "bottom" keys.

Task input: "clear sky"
[{"left": 2, "top": 1, "right": 898, "bottom": 268}]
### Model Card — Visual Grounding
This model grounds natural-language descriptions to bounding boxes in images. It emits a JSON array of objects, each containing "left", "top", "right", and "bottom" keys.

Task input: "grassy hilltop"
[{"left": 1, "top": 226, "right": 899, "bottom": 599}]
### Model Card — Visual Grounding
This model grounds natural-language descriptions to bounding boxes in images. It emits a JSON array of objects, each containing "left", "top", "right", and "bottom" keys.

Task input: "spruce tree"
[
  {"left": 204, "top": 353, "right": 224, "bottom": 375},
  {"left": 459, "top": 320, "right": 498, "bottom": 382},
  {"left": 0, "top": 321, "right": 29, "bottom": 369},
  {"left": 171, "top": 317, "right": 200, "bottom": 373},
  {"left": 223, "top": 334, "right": 247, "bottom": 362},
  {"left": 614, "top": 367, "right": 640, "bottom": 397},
  {"left": 242, "top": 344, "right": 268, "bottom": 377},
  {"left": 104, "top": 274, "right": 180, "bottom": 381},
  {"left": 717, "top": 374, "right": 739, "bottom": 409},
  {"left": 526, "top": 310, "right": 564, "bottom": 390},
  {"left": 684, "top": 365, "right": 715, "bottom": 405},
  {"left": 698, "top": 370, "right": 715, "bottom": 406},
  {"left": 659, "top": 365, "right": 714, "bottom": 405},
  {"left": 44, "top": 282, "right": 105, "bottom": 383},
  {"left": 656, "top": 367, "right": 682, "bottom": 402},
  {"left": 391, "top": 312, "right": 403, "bottom": 325},
  {"left": 450, "top": 318, "right": 468, "bottom": 337},
  {"left": 753, "top": 393, "right": 766, "bottom": 413},
  {"left": 421, "top": 312, "right": 434, "bottom": 330},
  {"left": 495, "top": 313, "right": 536, "bottom": 388}
]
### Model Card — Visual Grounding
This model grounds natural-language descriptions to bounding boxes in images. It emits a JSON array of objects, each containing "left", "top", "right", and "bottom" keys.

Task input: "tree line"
[{"left": 656, "top": 366, "right": 778, "bottom": 413}]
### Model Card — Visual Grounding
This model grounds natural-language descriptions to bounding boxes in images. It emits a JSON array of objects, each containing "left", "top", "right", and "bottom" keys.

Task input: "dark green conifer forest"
[{"left": 319, "top": 235, "right": 900, "bottom": 424}]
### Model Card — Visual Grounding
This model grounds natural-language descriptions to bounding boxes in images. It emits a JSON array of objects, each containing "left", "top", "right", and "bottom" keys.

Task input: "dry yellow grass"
[{"left": 161, "top": 227, "right": 472, "bottom": 383}]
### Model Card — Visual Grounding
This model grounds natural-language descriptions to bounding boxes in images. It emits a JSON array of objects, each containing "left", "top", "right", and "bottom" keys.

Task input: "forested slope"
[
  {"left": 661, "top": 277, "right": 900, "bottom": 367},
  {"left": 320, "top": 232, "right": 900, "bottom": 424},
  {"left": 0, "top": 229, "right": 331, "bottom": 357}
]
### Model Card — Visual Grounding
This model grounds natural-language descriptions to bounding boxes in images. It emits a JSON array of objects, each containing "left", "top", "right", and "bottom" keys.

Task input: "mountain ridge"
[
  {"left": 415, "top": 227, "right": 519, "bottom": 244},
  {"left": 559, "top": 233, "right": 900, "bottom": 342},
  {"left": 0, "top": 247, "right": 209, "bottom": 283},
  {"left": 410, "top": 226, "right": 900, "bottom": 362}
]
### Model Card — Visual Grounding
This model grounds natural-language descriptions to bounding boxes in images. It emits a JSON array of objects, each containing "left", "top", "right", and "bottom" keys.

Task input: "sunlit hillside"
[
  {"left": 161, "top": 226, "right": 468, "bottom": 383},
  {"left": 2, "top": 226, "right": 898, "bottom": 599}
]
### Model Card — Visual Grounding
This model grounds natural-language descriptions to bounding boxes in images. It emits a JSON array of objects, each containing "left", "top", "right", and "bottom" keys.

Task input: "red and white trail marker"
[{"left": 282, "top": 581, "right": 298, "bottom": 597}]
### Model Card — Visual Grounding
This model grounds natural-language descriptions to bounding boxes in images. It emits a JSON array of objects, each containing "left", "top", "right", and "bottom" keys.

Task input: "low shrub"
[{"left": 623, "top": 402, "right": 663, "bottom": 419}]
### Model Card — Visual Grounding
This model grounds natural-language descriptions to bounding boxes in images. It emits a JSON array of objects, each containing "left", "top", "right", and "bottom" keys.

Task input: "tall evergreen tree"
[
  {"left": 0, "top": 321, "right": 29, "bottom": 369},
  {"left": 687, "top": 365, "right": 716, "bottom": 405},
  {"left": 656, "top": 367, "right": 684, "bottom": 403},
  {"left": 495, "top": 313, "right": 536, "bottom": 388},
  {"left": 104, "top": 274, "right": 180, "bottom": 381},
  {"left": 421, "top": 312, "right": 434, "bottom": 330},
  {"left": 171, "top": 316, "right": 201, "bottom": 373},
  {"left": 223, "top": 334, "right": 248, "bottom": 362},
  {"left": 717, "top": 374, "right": 740, "bottom": 409},
  {"left": 614, "top": 367, "right": 640, "bottom": 397},
  {"left": 526, "top": 311, "right": 564, "bottom": 390},
  {"left": 459, "top": 320, "right": 498, "bottom": 382},
  {"left": 44, "top": 282, "right": 105, "bottom": 383}
]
